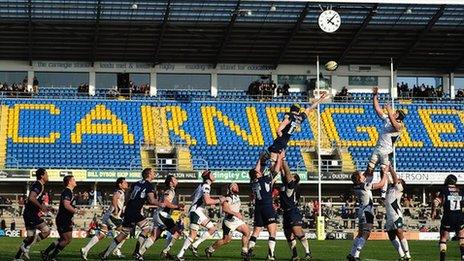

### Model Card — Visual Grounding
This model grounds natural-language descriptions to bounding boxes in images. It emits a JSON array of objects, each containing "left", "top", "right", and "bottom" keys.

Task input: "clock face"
[{"left": 318, "top": 10, "right": 341, "bottom": 33}]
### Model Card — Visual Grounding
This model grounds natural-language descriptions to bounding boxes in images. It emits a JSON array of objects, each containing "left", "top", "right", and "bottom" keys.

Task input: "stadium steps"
[
  {"left": 177, "top": 146, "right": 193, "bottom": 171},
  {"left": 339, "top": 148, "right": 356, "bottom": 173},
  {"left": 300, "top": 149, "right": 317, "bottom": 173},
  {"left": 0, "top": 105, "right": 9, "bottom": 168}
]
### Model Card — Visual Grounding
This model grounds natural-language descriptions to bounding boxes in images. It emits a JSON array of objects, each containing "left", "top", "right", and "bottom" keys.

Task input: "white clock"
[{"left": 318, "top": 9, "right": 341, "bottom": 33}]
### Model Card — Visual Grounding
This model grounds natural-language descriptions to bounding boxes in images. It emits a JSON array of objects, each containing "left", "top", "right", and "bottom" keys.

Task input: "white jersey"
[
  {"left": 224, "top": 194, "right": 241, "bottom": 221},
  {"left": 354, "top": 176, "right": 374, "bottom": 214},
  {"left": 376, "top": 114, "right": 401, "bottom": 154},
  {"left": 385, "top": 182, "right": 404, "bottom": 221},
  {"left": 103, "top": 189, "right": 125, "bottom": 221},
  {"left": 189, "top": 182, "right": 210, "bottom": 212}
]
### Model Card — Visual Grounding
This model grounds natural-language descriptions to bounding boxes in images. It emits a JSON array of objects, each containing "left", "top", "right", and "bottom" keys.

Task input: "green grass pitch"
[{"left": 1, "top": 237, "right": 461, "bottom": 260}]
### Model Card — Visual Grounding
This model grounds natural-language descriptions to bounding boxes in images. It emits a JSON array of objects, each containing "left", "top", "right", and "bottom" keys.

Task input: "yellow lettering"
[
  {"left": 201, "top": 106, "right": 263, "bottom": 146},
  {"left": 396, "top": 109, "right": 423, "bottom": 148},
  {"left": 70, "top": 104, "right": 134, "bottom": 144},
  {"left": 165, "top": 106, "right": 197, "bottom": 145},
  {"left": 8, "top": 104, "right": 61, "bottom": 143},
  {"left": 418, "top": 108, "right": 464, "bottom": 148},
  {"left": 321, "top": 107, "right": 377, "bottom": 147}
]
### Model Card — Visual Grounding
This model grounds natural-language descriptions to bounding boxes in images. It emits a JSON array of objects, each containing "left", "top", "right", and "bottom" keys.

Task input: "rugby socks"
[
  {"left": 82, "top": 235, "right": 100, "bottom": 253},
  {"left": 102, "top": 239, "right": 119, "bottom": 258},
  {"left": 460, "top": 243, "right": 464, "bottom": 261},
  {"left": 297, "top": 235, "right": 311, "bottom": 255},
  {"left": 43, "top": 240, "right": 59, "bottom": 256},
  {"left": 192, "top": 231, "right": 211, "bottom": 248},
  {"left": 268, "top": 237, "right": 276, "bottom": 258},
  {"left": 400, "top": 238, "right": 411, "bottom": 258},
  {"left": 48, "top": 243, "right": 65, "bottom": 259},
  {"left": 114, "top": 238, "right": 126, "bottom": 255},
  {"left": 133, "top": 234, "right": 147, "bottom": 256},
  {"left": 354, "top": 237, "right": 366, "bottom": 258},
  {"left": 163, "top": 236, "right": 177, "bottom": 253},
  {"left": 390, "top": 237, "right": 405, "bottom": 257},
  {"left": 177, "top": 236, "right": 194, "bottom": 258},
  {"left": 15, "top": 237, "right": 33, "bottom": 259},
  {"left": 350, "top": 237, "right": 360, "bottom": 256},
  {"left": 139, "top": 236, "right": 155, "bottom": 255},
  {"left": 248, "top": 236, "right": 257, "bottom": 250},
  {"left": 287, "top": 238, "right": 297, "bottom": 257},
  {"left": 439, "top": 241, "right": 447, "bottom": 261}
]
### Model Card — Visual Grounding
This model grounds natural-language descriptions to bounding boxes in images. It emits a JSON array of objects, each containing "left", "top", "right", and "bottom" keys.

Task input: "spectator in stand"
[
  {"left": 33, "top": 77, "right": 39, "bottom": 93},
  {"left": 456, "top": 89, "right": 464, "bottom": 101},
  {"left": 1, "top": 219, "right": 5, "bottom": 230},
  {"left": 108, "top": 86, "right": 120, "bottom": 98},
  {"left": 282, "top": 80, "right": 290, "bottom": 96}
]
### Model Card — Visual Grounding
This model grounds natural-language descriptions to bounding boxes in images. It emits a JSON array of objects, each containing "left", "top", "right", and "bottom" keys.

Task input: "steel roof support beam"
[
  {"left": 395, "top": 5, "right": 445, "bottom": 69},
  {"left": 213, "top": 0, "right": 241, "bottom": 69},
  {"left": 90, "top": 0, "right": 102, "bottom": 66},
  {"left": 153, "top": 0, "right": 171, "bottom": 66},
  {"left": 338, "top": 4, "right": 378, "bottom": 64},
  {"left": 273, "top": 2, "right": 310, "bottom": 69},
  {"left": 27, "top": 0, "right": 33, "bottom": 66}
]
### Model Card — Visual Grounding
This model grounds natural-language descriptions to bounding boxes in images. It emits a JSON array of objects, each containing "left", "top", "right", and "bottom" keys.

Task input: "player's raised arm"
[
  {"left": 304, "top": 91, "right": 328, "bottom": 116},
  {"left": 431, "top": 192, "right": 443, "bottom": 219},
  {"left": 372, "top": 172, "right": 388, "bottom": 190},
  {"left": 277, "top": 115, "right": 291, "bottom": 138},
  {"left": 281, "top": 153, "right": 294, "bottom": 183},
  {"left": 389, "top": 164, "right": 399, "bottom": 184},
  {"left": 372, "top": 87, "right": 385, "bottom": 118},
  {"left": 385, "top": 104, "right": 403, "bottom": 132}
]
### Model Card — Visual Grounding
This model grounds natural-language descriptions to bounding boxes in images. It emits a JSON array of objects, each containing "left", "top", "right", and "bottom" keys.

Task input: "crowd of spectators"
[
  {"left": 397, "top": 82, "right": 444, "bottom": 100},
  {"left": 247, "top": 79, "right": 278, "bottom": 101},
  {"left": 0, "top": 76, "right": 33, "bottom": 96}
]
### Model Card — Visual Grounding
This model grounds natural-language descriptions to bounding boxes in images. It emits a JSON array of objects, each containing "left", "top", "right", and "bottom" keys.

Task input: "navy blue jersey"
[
  {"left": 279, "top": 178, "right": 299, "bottom": 210},
  {"left": 56, "top": 188, "right": 74, "bottom": 222},
  {"left": 126, "top": 179, "right": 155, "bottom": 214},
  {"left": 24, "top": 181, "right": 44, "bottom": 217},
  {"left": 251, "top": 175, "right": 273, "bottom": 206},
  {"left": 280, "top": 112, "right": 307, "bottom": 140},
  {"left": 440, "top": 185, "right": 464, "bottom": 217}
]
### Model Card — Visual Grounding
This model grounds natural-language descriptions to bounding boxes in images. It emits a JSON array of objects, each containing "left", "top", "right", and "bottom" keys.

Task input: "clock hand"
[
  {"left": 328, "top": 14, "right": 337, "bottom": 22},
  {"left": 326, "top": 19, "right": 335, "bottom": 25}
]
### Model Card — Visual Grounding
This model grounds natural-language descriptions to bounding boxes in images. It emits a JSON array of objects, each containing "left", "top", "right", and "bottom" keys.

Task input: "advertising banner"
[{"left": 30, "top": 169, "right": 87, "bottom": 181}]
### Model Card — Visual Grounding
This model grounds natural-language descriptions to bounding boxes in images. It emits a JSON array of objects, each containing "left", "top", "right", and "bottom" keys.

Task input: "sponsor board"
[
  {"left": 0, "top": 229, "right": 22, "bottom": 237},
  {"left": 367, "top": 231, "right": 419, "bottom": 240},
  {"left": 0, "top": 169, "right": 31, "bottom": 179},
  {"left": 30, "top": 169, "right": 87, "bottom": 181},
  {"left": 419, "top": 232, "right": 456, "bottom": 241},
  {"left": 20, "top": 229, "right": 87, "bottom": 239}
]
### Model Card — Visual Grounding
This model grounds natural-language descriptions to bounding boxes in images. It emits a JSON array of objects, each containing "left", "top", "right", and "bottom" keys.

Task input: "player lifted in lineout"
[
  {"left": 15, "top": 168, "right": 52, "bottom": 261},
  {"left": 367, "top": 86, "right": 405, "bottom": 198},
  {"left": 137, "top": 174, "right": 185, "bottom": 260},
  {"left": 100, "top": 168, "right": 163, "bottom": 261},
  {"left": 432, "top": 174, "right": 464, "bottom": 261},
  {"left": 81, "top": 177, "right": 129, "bottom": 260},
  {"left": 384, "top": 165, "right": 411, "bottom": 260},
  {"left": 265, "top": 92, "right": 328, "bottom": 173},
  {"left": 176, "top": 170, "right": 225, "bottom": 261},
  {"left": 347, "top": 170, "right": 387, "bottom": 261},
  {"left": 280, "top": 156, "right": 312, "bottom": 260},
  {"left": 205, "top": 183, "right": 250, "bottom": 259}
]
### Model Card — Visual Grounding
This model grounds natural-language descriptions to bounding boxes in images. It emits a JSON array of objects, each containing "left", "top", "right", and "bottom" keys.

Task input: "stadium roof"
[{"left": 0, "top": 0, "right": 463, "bottom": 72}]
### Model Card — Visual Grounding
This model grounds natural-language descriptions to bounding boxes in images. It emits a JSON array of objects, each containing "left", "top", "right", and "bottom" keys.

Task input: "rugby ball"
[{"left": 325, "top": 61, "right": 338, "bottom": 71}]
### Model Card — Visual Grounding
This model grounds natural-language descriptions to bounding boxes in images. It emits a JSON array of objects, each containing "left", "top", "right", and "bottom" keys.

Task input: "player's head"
[
  {"left": 445, "top": 174, "right": 457, "bottom": 186},
  {"left": 249, "top": 168, "right": 262, "bottom": 180},
  {"left": 395, "top": 109, "right": 406, "bottom": 122},
  {"left": 351, "top": 171, "right": 364, "bottom": 185},
  {"left": 63, "top": 175, "right": 76, "bottom": 189},
  {"left": 35, "top": 168, "right": 48, "bottom": 182},
  {"left": 290, "top": 103, "right": 301, "bottom": 114},
  {"left": 228, "top": 183, "right": 239, "bottom": 194},
  {"left": 165, "top": 174, "right": 178, "bottom": 188},
  {"left": 202, "top": 170, "right": 215, "bottom": 183},
  {"left": 142, "top": 168, "right": 155, "bottom": 181},
  {"left": 116, "top": 177, "right": 128, "bottom": 191}
]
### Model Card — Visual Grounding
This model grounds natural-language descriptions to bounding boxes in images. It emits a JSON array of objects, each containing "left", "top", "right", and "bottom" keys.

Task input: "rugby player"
[{"left": 80, "top": 177, "right": 129, "bottom": 260}]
